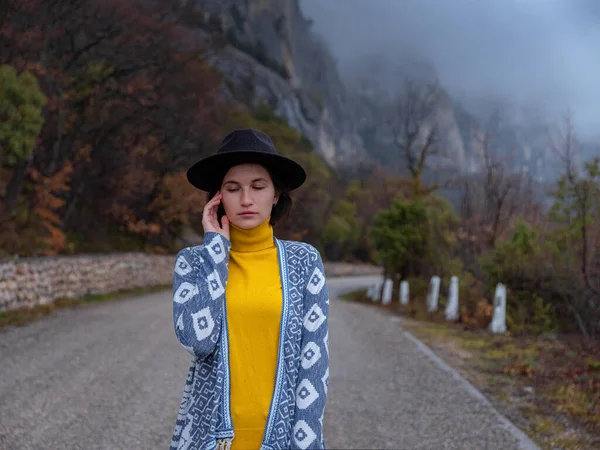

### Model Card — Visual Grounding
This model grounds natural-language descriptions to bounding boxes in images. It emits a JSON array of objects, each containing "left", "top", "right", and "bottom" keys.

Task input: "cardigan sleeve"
[
  {"left": 172, "top": 232, "right": 231, "bottom": 360},
  {"left": 291, "top": 247, "right": 330, "bottom": 450}
]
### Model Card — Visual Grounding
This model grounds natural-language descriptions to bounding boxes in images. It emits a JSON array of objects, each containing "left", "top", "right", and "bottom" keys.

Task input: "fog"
[{"left": 300, "top": 0, "right": 600, "bottom": 139}]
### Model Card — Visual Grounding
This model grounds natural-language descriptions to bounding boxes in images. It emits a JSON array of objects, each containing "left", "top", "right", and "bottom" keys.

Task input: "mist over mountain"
[
  {"left": 299, "top": 0, "right": 600, "bottom": 180},
  {"left": 180, "top": 0, "right": 600, "bottom": 183},
  {"left": 300, "top": 0, "right": 600, "bottom": 135}
]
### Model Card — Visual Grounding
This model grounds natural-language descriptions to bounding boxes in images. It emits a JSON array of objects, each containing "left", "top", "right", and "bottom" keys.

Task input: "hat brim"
[{"left": 187, "top": 150, "right": 307, "bottom": 192}]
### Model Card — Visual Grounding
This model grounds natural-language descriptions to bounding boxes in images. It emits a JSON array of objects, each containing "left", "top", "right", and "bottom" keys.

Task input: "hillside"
[{"left": 0, "top": 0, "right": 341, "bottom": 257}]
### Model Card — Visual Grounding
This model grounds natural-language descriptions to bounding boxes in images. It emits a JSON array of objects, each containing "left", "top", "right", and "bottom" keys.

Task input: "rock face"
[
  {"left": 191, "top": 0, "right": 371, "bottom": 169},
  {"left": 349, "top": 73, "right": 560, "bottom": 182},
  {"left": 189, "top": 0, "right": 571, "bottom": 182},
  {"left": 350, "top": 83, "right": 471, "bottom": 176}
]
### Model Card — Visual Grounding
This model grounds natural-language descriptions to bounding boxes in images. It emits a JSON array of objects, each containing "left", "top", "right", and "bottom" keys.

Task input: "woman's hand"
[{"left": 202, "top": 191, "right": 230, "bottom": 241}]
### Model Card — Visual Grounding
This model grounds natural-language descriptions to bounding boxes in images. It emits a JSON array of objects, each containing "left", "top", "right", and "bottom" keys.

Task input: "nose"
[{"left": 241, "top": 189, "right": 253, "bottom": 207}]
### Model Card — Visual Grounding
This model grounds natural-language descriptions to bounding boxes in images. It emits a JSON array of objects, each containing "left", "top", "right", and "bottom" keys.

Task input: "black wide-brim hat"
[{"left": 187, "top": 128, "right": 307, "bottom": 192}]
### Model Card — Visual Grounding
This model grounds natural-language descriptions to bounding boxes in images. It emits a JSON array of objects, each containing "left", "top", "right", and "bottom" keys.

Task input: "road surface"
[{"left": 0, "top": 275, "right": 537, "bottom": 450}]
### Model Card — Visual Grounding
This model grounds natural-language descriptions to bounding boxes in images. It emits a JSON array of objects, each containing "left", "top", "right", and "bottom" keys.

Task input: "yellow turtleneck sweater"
[{"left": 226, "top": 218, "right": 282, "bottom": 450}]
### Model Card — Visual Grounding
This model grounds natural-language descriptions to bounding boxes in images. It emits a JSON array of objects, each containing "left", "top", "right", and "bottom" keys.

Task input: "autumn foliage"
[{"left": 0, "top": 0, "right": 227, "bottom": 255}]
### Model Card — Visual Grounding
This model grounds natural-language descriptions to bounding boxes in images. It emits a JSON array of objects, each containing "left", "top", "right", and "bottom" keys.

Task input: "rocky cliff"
[
  {"left": 190, "top": 0, "right": 370, "bottom": 170},
  {"left": 188, "top": 0, "right": 574, "bottom": 183},
  {"left": 349, "top": 75, "right": 559, "bottom": 183}
]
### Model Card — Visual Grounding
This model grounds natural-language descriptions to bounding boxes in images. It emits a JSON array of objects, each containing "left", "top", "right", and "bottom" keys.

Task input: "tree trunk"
[
  {"left": 48, "top": 114, "right": 65, "bottom": 176},
  {"left": 3, "top": 152, "right": 33, "bottom": 217},
  {"left": 61, "top": 180, "right": 86, "bottom": 229},
  {"left": 565, "top": 297, "right": 590, "bottom": 339}
]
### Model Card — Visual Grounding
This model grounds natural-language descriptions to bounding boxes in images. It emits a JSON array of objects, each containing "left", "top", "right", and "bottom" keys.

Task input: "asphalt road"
[{"left": 0, "top": 275, "right": 538, "bottom": 450}]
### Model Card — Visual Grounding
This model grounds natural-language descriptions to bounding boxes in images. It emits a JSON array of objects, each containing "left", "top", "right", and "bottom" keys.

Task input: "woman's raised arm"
[{"left": 172, "top": 231, "right": 230, "bottom": 359}]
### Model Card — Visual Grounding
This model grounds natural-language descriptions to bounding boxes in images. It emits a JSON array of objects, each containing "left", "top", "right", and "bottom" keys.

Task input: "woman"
[{"left": 170, "top": 129, "right": 329, "bottom": 450}]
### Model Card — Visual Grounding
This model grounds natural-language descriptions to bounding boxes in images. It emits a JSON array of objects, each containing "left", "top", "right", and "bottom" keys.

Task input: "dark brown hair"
[{"left": 207, "top": 164, "right": 293, "bottom": 227}]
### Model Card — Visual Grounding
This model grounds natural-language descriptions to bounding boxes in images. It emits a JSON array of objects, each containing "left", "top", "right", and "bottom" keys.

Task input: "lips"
[{"left": 239, "top": 212, "right": 257, "bottom": 216}]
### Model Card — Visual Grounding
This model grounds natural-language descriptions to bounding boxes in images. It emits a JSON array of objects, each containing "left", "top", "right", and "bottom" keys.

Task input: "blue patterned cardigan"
[{"left": 170, "top": 232, "right": 329, "bottom": 450}]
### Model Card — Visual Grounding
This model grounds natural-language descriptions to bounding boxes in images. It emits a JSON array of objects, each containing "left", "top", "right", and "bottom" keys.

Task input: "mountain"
[
  {"left": 348, "top": 73, "right": 572, "bottom": 184},
  {"left": 188, "top": 0, "right": 593, "bottom": 184},
  {"left": 188, "top": 0, "right": 371, "bottom": 170}
]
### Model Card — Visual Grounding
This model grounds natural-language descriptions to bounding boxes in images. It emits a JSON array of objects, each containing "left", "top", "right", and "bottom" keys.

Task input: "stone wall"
[
  {"left": 0, "top": 253, "right": 175, "bottom": 312},
  {"left": 0, "top": 252, "right": 382, "bottom": 312}
]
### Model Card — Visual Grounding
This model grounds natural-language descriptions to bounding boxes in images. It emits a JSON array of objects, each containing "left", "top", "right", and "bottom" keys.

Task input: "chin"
[{"left": 232, "top": 215, "right": 264, "bottom": 229}]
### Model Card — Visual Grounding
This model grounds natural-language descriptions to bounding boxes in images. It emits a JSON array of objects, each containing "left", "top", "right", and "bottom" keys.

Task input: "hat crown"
[
  {"left": 218, "top": 129, "right": 277, "bottom": 154},
  {"left": 187, "top": 128, "right": 306, "bottom": 192}
]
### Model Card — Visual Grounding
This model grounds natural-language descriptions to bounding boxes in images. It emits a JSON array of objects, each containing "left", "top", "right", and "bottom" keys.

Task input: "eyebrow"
[{"left": 223, "top": 178, "right": 269, "bottom": 185}]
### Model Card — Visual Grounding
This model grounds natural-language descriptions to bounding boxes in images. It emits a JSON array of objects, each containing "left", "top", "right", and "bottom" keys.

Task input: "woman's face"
[{"left": 220, "top": 163, "right": 279, "bottom": 229}]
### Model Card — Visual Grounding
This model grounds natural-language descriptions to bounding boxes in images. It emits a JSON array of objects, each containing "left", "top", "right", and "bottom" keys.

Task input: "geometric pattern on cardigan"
[{"left": 170, "top": 233, "right": 329, "bottom": 450}]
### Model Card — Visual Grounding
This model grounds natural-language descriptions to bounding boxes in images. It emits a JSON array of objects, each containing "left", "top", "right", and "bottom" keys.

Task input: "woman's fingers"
[
  {"left": 202, "top": 191, "right": 224, "bottom": 234},
  {"left": 204, "top": 192, "right": 220, "bottom": 211},
  {"left": 203, "top": 193, "right": 220, "bottom": 217}
]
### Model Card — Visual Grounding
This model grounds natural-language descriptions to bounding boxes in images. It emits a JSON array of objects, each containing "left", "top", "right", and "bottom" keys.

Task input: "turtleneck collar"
[{"left": 229, "top": 217, "right": 275, "bottom": 252}]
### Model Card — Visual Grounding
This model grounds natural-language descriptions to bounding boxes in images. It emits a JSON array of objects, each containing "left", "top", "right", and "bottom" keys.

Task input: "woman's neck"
[{"left": 229, "top": 217, "right": 275, "bottom": 252}]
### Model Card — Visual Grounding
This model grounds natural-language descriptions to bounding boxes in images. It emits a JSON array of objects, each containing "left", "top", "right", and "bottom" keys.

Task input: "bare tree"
[
  {"left": 548, "top": 113, "right": 600, "bottom": 336},
  {"left": 387, "top": 78, "right": 441, "bottom": 196},
  {"left": 472, "top": 109, "right": 531, "bottom": 247},
  {"left": 549, "top": 113, "right": 600, "bottom": 292},
  {"left": 455, "top": 108, "right": 536, "bottom": 281},
  {"left": 548, "top": 112, "right": 579, "bottom": 178}
]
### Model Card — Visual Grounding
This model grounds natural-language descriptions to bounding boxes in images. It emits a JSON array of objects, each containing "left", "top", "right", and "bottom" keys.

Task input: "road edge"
[{"left": 398, "top": 324, "right": 541, "bottom": 450}]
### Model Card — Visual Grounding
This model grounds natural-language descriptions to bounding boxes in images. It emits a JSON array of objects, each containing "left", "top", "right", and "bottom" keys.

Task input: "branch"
[{"left": 416, "top": 125, "right": 437, "bottom": 173}]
